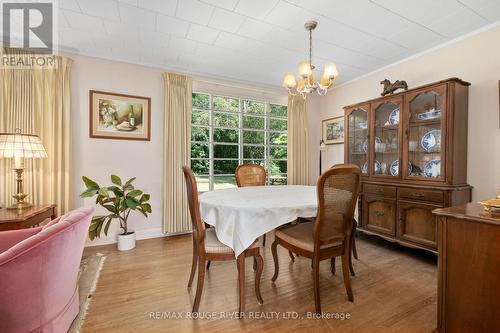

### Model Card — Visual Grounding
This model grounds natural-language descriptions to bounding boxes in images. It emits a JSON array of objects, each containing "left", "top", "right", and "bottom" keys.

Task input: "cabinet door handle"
[
  {"left": 375, "top": 211, "right": 385, "bottom": 217},
  {"left": 375, "top": 188, "right": 384, "bottom": 193},
  {"left": 399, "top": 216, "right": 405, "bottom": 224},
  {"left": 413, "top": 193, "right": 425, "bottom": 198}
]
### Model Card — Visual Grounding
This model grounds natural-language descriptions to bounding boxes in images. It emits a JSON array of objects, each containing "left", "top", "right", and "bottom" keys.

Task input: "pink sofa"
[{"left": 0, "top": 207, "right": 93, "bottom": 333}]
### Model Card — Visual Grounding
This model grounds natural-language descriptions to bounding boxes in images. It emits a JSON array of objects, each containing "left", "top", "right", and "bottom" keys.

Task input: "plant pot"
[{"left": 117, "top": 232, "right": 136, "bottom": 251}]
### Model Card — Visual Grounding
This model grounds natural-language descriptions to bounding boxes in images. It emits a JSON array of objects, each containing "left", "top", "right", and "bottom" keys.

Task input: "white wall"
[
  {"left": 69, "top": 54, "right": 286, "bottom": 246},
  {"left": 308, "top": 24, "right": 500, "bottom": 201}
]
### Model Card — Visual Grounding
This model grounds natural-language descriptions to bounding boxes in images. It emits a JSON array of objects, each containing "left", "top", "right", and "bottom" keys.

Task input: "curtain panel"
[
  {"left": 163, "top": 73, "right": 192, "bottom": 233},
  {"left": 0, "top": 51, "right": 72, "bottom": 214},
  {"left": 287, "top": 95, "right": 309, "bottom": 185}
]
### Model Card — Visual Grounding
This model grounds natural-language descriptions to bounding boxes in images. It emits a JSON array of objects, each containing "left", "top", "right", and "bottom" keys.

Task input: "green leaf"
[
  {"left": 127, "top": 189, "right": 143, "bottom": 198},
  {"left": 136, "top": 207, "right": 148, "bottom": 218},
  {"left": 82, "top": 176, "right": 99, "bottom": 190},
  {"left": 140, "top": 194, "right": 150, "bottom": 203},
  {"left": 141, "top": 203, "right": 152, "bottom": 213},
  {"left": 80, "top": 188, "right": 97, "bottom": 198},
  {"left": 108, "top": 186, "right": 123, "bottom": 197},
  {"left": 111, "top": 175, "right": 122, "bottom": 186},
  {"left": 124, "top": 177, "right": 136, "bottom": 187},
  {"left": 102, "top": 204, "right": 117, "bottom": 213},
  {"left": 125, "top": 198, "right": 140, "bottom": 209},
  {"left": 96, "top": 219, "right": 104, "bottom": 238},
  {"left": 98, "top": 187, "right": 109, "bottom": 196},
  {"left": 104, "top": 218, "right": 112, "bottom": 236}
]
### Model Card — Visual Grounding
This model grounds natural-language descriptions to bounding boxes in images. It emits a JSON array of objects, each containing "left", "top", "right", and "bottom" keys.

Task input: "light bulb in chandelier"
[
  {"left": 323, "top": 62, "right": 338, "bottom": 79},
  {"left": 298, "top": 61, "right": 312, "bottom": 78},
  {"left": 282, "top": 72, "right": 297, "bottom": 89}
]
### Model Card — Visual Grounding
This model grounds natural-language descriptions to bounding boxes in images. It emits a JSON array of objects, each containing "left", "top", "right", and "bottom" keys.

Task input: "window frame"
[{"left": 191, "top": 92, "right": 288, "bottom": 191}]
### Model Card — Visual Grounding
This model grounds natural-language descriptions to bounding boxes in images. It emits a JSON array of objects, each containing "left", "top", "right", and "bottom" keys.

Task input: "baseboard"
[{"left": 84, "top": 228, "right": 192, "bottom": 247}]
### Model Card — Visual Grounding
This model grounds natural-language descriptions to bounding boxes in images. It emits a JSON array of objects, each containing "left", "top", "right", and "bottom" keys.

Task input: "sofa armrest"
[{"left": 0, "top": 227, "right": 42, "bottom": 253}]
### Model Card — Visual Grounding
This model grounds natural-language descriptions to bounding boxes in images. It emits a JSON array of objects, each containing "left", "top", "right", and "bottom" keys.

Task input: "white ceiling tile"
[
  {"left": 214, "top": 32, "right": 248, "bottom": 49},
  {"left": 119, "top": 3, "right": 157, "bottom": 29},
  {"left": 234, "top": 0, "right": 279, "bottom": 19},
  {"left": 358, "top": 37, "right": 411, "bottom": 62},
  {"left": 170, "top": 36, "right": 198, "bottom": 53},
  {"left": 104, "top": 21, "right": 140, "bottom": 40},
  {"left": 461, "top": 0, "right": 500, "bottom": 22},
  {"left": 138, "top": 29, "right": 170, "bottom": 48},
  {"left": 77, "top": 0, "right": 120, "bottom": 20},
  {"left": 138, "top": 0, "right": 177, "bottom": 16},
  {"left": 263, "top": 26, "right": 308, "bottom": 52},
  {"left": 187, "top": 23, "right": 220, "bottom": 43},
  {"left": 199, "top": 0, "right": 239, "bottom": 11},
  {"left": 118, "top": 0, "right": 138, "bottom": 5},
  {"left": 208, "top": 8, "right": 245, "bottom": 33},
  {"left": 176, "top": 0, "right": 215, "bottom": 25},
  {"left": 312, "top": 18, "right": 374, "bottom": 52},
  {"left": 157, "top": 14, "right": 190, "bottom": 37},
  {"left": 237, "top": 18, "right": 274, "bottom": 39},
  {"left": 388, "top": 25, "right": 446, "bottom": 51},
  {"left": 62, "top": 9, "right": 105, "bottom": 32},
  {"left": 264, "top": 1, "right": 317, "bottom": 30},
  {"left": 58, "top": 0, "right": 81, "bottom": 11},
  {"left": 428, "top": 7, "right": 489, "bottom": 38}
]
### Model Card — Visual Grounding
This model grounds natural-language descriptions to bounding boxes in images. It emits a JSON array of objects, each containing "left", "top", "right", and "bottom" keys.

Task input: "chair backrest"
[
  {"left": 235, "top": 163, "right": 266, "bottom": 187},
  {"left": 314, "top": 164, "right": 361, "bottom": 246},
  {"left": 182, "top": 166, "right": 206, "bottom": 246}
]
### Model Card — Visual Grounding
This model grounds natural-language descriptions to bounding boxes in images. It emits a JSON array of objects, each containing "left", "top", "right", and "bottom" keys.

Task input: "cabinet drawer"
[
  {"left": 399, "top": 188, "right": 444, "bottom": 203},
  {"left": 364, "top": 184, "right": 397, "bottom": 197}
]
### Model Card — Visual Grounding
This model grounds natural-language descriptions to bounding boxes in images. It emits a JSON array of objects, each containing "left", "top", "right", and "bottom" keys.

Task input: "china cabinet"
[{"left": 344, "top": 78, "right": 472, "bottom": 252}]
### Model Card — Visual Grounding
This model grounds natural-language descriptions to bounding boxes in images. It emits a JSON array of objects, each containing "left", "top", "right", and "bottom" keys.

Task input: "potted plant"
[{"left": 80, "top": 175, "right": 152, "bottom": 251}]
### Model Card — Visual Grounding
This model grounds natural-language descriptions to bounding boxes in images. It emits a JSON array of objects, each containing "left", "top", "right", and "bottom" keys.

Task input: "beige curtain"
[
  {"left": 0, "top": 52, "right": 72, "bottom": 214},
  {"left": 163, "top": 73, "right": 192, "bottom": 233},
  {"left": 287, "top": 94, "right": 309, "bottom": 185}
]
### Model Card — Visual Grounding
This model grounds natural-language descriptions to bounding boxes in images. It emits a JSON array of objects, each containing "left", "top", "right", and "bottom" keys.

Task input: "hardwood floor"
[{"left": 82, "top": 233, "right": 437, "bottom": 333}]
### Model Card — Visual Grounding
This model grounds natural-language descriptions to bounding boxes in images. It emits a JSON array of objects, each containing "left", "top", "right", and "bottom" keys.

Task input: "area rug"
[{"left": 68, "top": 253, "right": 107, "bottom": 333}]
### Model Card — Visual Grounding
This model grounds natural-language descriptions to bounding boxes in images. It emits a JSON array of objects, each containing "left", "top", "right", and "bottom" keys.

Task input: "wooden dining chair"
[
  {"left": 235, "top": 163, "right": 268, "bottom": 246},
  {"left": 271, "top": 164, "right": 361, "bottom": 313},
  {"left": 182, "top": 166, "right": 264, "bottom": 313}
]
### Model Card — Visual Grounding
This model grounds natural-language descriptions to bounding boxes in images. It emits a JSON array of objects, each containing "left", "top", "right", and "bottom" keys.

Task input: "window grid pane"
[{"left": 191, "top": 92, "right": 287, "bottom": 191}]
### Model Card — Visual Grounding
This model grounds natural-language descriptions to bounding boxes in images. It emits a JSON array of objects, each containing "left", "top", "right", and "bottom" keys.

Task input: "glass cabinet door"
[
  {"left": 372, "top": 98, "right": 402, "bottom": 177},
  {"left": 405, "top": 85, "right": 446, "bottom": 180},
  {"left": 347, "top": 106, "right": 369, "bottom": 175}
]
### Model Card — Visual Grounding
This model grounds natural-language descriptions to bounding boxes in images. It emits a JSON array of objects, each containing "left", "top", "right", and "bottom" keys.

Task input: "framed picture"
[
  {"left": 322, "top": 116, "right": 344, "bottom": 144},
  {"left": 89, "top": 90, "right": 151, "bottom": 141}
]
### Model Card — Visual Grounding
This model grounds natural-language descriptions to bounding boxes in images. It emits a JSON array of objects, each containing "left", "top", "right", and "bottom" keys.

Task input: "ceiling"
[{"left": 8, "top": 0, "right": 500, "bottom": 87}]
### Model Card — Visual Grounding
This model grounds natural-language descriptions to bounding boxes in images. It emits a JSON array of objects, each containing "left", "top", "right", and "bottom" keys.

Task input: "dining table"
[{"left": 198, "top": 185, "right": 317, "bottom": 257}]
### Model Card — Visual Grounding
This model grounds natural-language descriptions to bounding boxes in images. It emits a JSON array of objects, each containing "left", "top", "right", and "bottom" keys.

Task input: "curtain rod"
[{"left": 193, "top": 77, "right": 286, "bottom": 96}]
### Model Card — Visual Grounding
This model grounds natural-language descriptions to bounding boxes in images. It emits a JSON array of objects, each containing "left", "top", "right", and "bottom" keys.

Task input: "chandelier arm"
[{"left": 309, "top": 28, "right": 312, "bottom": 68}]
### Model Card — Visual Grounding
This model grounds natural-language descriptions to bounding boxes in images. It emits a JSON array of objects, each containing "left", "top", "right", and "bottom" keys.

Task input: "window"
[{"left": 191, "top": 92, "right": 288, "bottom": 192}]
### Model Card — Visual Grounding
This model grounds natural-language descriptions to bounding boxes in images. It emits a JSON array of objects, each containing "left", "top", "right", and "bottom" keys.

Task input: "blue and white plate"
[
  {"left": 417, "top": 109, "right": 441, "bottom": 121},
  {"left": 421, "top": 129, "right": 441, "bottom": 152},
  {"left": 363, "top": 137, "right": 381, "bottom": 153},
  {"left": 362, "top": 162, "right": 368, "bottom": 174},
  {"left": 423, "top": 160, "right": 441, "bottom": 178},
  {"left": 374, "top": 160, "right": 382, "bottom": 174},
  {"left": 388, "top": 108, "right": 400, "bottom": 125},
  {"left": 390, "top": 160, "right": 399, "bottom": 176}
]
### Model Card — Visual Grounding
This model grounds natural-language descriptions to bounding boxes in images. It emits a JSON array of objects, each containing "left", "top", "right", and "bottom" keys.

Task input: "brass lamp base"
[
  {"left": 7, "top": 167, "right": 32, "bottom": 210},
  {"left": 8, "top": 201, "right": 33, "bottom": 210}
]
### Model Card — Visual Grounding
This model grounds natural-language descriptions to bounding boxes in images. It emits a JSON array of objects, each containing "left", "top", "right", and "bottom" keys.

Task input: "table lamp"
[{"left": 0, "top": 129, "right": 47, "bottom": 210}]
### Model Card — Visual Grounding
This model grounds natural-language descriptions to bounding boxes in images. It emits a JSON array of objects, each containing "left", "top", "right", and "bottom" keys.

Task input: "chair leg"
[
  {"left": 254, "top": 253, "right": 264, "bottom": 305},
  {"left": 192, "top": 254, "right": 206, "bottom": 312},
  {"left": 352, "top": 234, "right": 358, "bottom": 260},
  {"left": 288, "top": 250, "right": 295, "bottom": 262},
  {"left": 237, "top": 254, "right": 246, "bottom": 313},
  {"left": 312, "top": 255, "right": 321, "bottom": 313},
  {"left": 188, "top": 237, "right": 198, "bottom": 288},
  {"left": 271, "top": 240, "right": 279, "bottom": 282},
  {"left": 262, "top": 233, "right": 266, "bottom": 246},
  {"left": 349, "top": 244, "right": 355, "bottom": 277},
  {"left": 330, "top": 257, "right": 336, "bottom": 275},
  {"left": 341, "top": 253, "right": 354, "bottom": 302},
  {"left": 206, "top": 261, "right": 211, "bottom": 270}
]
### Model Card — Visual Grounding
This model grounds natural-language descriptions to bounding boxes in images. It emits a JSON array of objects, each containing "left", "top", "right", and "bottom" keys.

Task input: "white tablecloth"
[{"left": 199, "top": 185, "right": 317, "bottom": 256}]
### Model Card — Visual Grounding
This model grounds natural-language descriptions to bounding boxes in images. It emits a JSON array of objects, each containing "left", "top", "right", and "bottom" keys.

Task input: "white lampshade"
[
  {"left": 319, "top": 74, "right": 332, "bottom": 88},
  {"left": 0, "top": 132, "right": 48, "bottom": 159},
  {"left": 282, "top": 72, "right": 297, "bottom": 89},
  {"left": 323, "top": 62, "right": 339, "bottom": 78},
  {"left": 298, "top": 61, "right": 312, "bottom": 78}
]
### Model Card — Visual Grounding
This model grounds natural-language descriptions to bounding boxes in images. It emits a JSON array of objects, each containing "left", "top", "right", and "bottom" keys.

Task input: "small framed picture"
[
  {"left": 89, "top": 90, "right": 151, "bottom": 141},
  {"left": 322, "top": 116, "right": 344, "bottom": 144}
]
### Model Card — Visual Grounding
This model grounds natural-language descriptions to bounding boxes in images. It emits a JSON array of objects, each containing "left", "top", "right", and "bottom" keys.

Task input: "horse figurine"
[{"left": 380, "top": 79, "right": 408, "bottom": 96}]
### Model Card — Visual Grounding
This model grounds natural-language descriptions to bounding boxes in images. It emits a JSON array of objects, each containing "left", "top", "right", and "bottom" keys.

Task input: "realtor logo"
[{"left": 1, "top": 1, "right": 55, "bottom": 54}]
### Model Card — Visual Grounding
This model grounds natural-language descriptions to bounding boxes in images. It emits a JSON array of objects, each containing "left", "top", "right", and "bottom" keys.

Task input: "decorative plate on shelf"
[
  {"left": 356, "top": 121, "right": 368, "bottom": 129},
  {"left": 362, "top": 162, "right": 368, "bottom": 174},
  {"left": 362, "top": 137, "right": 381, "bottom": 153},
  {"left": 423, "top": 160, "right": 441, "bottom": 178},
  {"left": 374, "top": 160, "right": 382, "bottom": 174},
  {"left": 417, "top": 109, "right": 441, "bottom": 121},
  {"left": 421, "top": 129, "right": 441, "bottom": 152},
  {"left": 388, "top": 108, "right": 400, "bottom": 125},
  {"left": 390, "top": 160, "right": 399, "bottom": 176}
]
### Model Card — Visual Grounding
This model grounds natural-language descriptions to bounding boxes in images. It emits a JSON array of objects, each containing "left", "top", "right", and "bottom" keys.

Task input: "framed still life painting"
[
  {"left": 89, "top": 90, "right": 151, "bottom": 141},
  {"left": 322, "top": 116, "right": 344, "bottom": 144}
]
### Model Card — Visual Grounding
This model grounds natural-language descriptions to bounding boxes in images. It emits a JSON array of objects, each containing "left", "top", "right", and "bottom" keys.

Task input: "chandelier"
[{"left": 282, "top": 21, "right": 338, "bottom": 99}]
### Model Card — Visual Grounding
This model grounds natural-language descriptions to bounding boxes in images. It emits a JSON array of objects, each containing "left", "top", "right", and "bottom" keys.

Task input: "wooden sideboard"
[
  {"left": 433, "top": 203, "right": 500, "bottom": 332},
  {"left": 344, "top": 78, "right": 472, "bottom": 252},
  {"left": 0, "top": 205, "right": 56, "bottom": 231}
]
